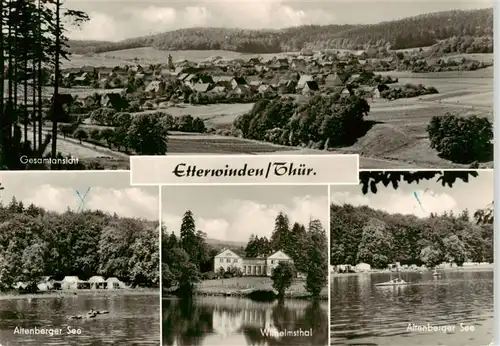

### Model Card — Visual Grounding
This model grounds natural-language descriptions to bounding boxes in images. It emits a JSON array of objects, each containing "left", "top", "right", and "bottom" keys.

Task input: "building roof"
[
  {"left": 198, "top": 75, "right": 214, "bottom": 84},
  {"left": 210, "top": 86, "right": 226, "bottom": 93},
  {"left": 304, "top": 81, "right": 319, "bottom": 91},
  {"left": 213, "top": 76, "right": 233, "bottom": 83},
  {"left": 177, "top": 73, "right": 189, "bottom": 81},
  {"left": 267, "top": 250, "right": 292, "bottom": 260},
  {"left": 215, "top": 248, "right": 241, "bottom": 258},
  {"left": 232, "top": 77, "right": 247, "bottom": 85},
  {"left": 88, "top": 276, "right": 106, "bottom": 283},
  {"left": 297, "top": 74, "right": 314, "bottom": 88},
  {"left": 192, "top": 83, "right": 211, "bottom": 92},
  {"left": 62, "top": 276, "right": 79, "bottom": 282}
]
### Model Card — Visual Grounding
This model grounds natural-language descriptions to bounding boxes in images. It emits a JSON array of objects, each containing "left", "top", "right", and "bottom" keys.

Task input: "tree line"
[
  {"left": 0, "top": 196, "right": 159, "bottom": 291},
  {"left": 69, "top": 9, "right": 492, "bottom": 54},
  {"left": 330, "top": 171, "right": 493, "bottom": 269},
  {"left": 233, "top": 94, "right": 370, "bottom": 150},
  {"left": 162, "top": 210, "right": 328, "bottom": 299},
  {"left": 0, "top": 0, "right": 89, "bottom": 170}
]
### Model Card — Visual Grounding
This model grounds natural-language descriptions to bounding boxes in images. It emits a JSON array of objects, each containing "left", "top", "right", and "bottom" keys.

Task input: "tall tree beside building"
[
  {"left": 179, "top": 210, "right": 198, "bottom": 262},
  {"left": 270, "top": 212, "right": 290, "bottom": 252},
  {"left": 245, "top": 234, "right": 259, "bottom": 257},
  {"left": 305, "top": 219, "right": 328, "bottom": 299},
  {"left": 288, "top": 222, "right": 309, "bottom": 273}
]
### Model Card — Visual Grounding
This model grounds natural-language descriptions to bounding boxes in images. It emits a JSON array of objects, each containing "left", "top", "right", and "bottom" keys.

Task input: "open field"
[
  {"left": 445, "top": 53, "right": 494, "bottom": 63},
  {"left": 167, "top": 133, "right": 298, "bottom": 154},
  {"left": 198, "top": 277, "right": 328, "bottom": 298},
  {"left": 63, "top": 47, "right": 290, "bottom": 68},
  {"left": 136, "top": 102, "right": 254, "bottom": 129},
  {"left": 337, "top": 68, "right": 493, "bottom": 167}
]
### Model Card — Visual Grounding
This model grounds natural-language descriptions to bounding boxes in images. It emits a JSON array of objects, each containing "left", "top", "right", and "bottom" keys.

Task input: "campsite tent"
[
  {"left": 355, "top": 263, "right": 372, "bottom": 273},
  {"left": 88, "top": 276, "right": 107, "bottom": 289},
  {"left": 106, "top": 277, "right": 125, "bottom": 289},
  {"left": 61, "top": 276, "right": 80, "bottom": 290}
]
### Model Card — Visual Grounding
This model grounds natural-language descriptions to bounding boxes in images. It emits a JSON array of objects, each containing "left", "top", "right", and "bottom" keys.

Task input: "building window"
[
  {"left": 226, "top": 259, "right": 230, "bottom": 263},
  {"left": 271, "top": 260, "right": 274, "bottom": 264},
  {"left": 233, "top": 259, "right": 237, "bottom": 263},
  {"left": 219, "top": 259, "right": 223, "bottom": 263}
]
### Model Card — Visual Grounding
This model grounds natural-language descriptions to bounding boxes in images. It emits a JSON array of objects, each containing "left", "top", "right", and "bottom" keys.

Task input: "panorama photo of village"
[
  {"left": 162, "top": 185, "right": 329, "bottom": 346},
  {"left": 329, "top": 170, "right": 494, "bottom": 346},
  {"left": 0, "top": 172, "right": 160, "bottom": 345},
  {"left": 0, "top": 0, "right": 494, "bottom": 169}
]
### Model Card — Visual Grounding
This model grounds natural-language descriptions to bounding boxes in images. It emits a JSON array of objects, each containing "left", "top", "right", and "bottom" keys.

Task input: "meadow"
[
  {"left": 63, "top": 47, "right": 290, "bottom": 68},
  {"left": 340, "top": 67, "right": 493, "bottom": 168},
  {"left": 137, "top": 102, "right": 254, "bottom": 129}
]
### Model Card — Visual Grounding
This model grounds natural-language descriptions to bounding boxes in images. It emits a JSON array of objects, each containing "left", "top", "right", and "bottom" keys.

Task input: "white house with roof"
[{"left": 214, "top": 248, "right": 293, "bottom": 277}]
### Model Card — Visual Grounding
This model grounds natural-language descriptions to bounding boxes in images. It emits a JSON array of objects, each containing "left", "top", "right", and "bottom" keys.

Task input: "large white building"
[{"left": 214, "top": 248, "right": 293, "bottom": 277}]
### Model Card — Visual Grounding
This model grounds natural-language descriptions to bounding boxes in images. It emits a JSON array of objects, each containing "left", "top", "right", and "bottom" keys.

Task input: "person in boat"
[{"left": 87, "top": 308, "right": 97, "bottom": 315}]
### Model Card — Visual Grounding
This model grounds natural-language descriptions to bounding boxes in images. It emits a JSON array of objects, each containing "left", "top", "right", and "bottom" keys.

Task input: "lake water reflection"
[
  {"left": 330, "top": 270, "right": 493, "bottom": 346},
  {"left": 0, "top": 293, "right": 160, "bottom": 346},
  {"left": 163, "top": 297, "right": 328, "bottom": 346}
]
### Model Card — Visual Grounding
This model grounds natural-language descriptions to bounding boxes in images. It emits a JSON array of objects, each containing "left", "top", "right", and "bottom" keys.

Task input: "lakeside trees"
[
  {"left": 0, "top": 196, "right": 159, "bottom": 291},
  {"left": 162, "top": 210, "right": 328, "bottom": 299},
  {"left": 330, "top": 203, "right": 493, "bottom": 269},
  {"left": 0, "top": 0, "right": 89, "bottom": 169},
  {"left": 331, "top": 171, "right": 493, "bottom": 269}
]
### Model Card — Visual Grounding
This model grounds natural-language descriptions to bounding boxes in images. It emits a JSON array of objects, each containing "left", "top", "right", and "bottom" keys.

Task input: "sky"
[
  {"left": 0, "top": 172, "right": 159, "bottom": 220},
  {"left": 330, "top": 170, "right": 493, "bottom": 218},
  {"left": 64, "top": 0, "right": 493, "bottom": 41},
  {"left": 162, "top": 185, "right": 328, "bottom": 242}
]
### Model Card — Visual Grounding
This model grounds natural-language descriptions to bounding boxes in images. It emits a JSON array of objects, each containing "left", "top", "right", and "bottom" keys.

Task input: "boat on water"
[
  {"left": 375, "top": 278, "right": 409, "bottom": 286},
  {"left": 432, "top": 268, "right": 442, "bottom": 276},
  {"left": 375, "top": 263, "right": 410, "bottom": 286}
]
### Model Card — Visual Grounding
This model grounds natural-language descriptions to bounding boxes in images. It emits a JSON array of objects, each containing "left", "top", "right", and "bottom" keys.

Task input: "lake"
[
  {"left": 0, "top": 293, "right": 160, "bottom": 346},
  {"left": 330, "top": 270, "right": 493, "bottom": 346},
  {"left": 163, "top": 296, "right": 328, "bottom": 346}
]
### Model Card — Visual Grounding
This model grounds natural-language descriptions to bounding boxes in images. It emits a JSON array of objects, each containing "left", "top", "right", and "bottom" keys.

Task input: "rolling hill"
[
  {"left": 206, "top": 238, "right": 246, "bottom": 248},
  {"left": 69, "top": 8, "right": 493, "bottom": 54}
]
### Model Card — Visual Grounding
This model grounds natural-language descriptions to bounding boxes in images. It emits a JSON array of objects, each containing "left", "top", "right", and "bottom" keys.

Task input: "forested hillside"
[
  {"left": 0, "top": 197, "right": 159, "bottom": 290},
  {"left": 69, "top": 8, "right": 493, "bottom": 54},
  {"left": 330, "top": 204, "right": 493, "bottom": 269}
]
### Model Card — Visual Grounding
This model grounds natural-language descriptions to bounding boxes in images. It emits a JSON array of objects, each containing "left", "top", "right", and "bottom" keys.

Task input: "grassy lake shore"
[{"left": 163, "top": 277, "right": 328, "bottom": 300}]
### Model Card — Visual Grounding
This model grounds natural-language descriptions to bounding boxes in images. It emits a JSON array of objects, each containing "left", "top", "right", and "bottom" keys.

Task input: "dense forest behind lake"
[
  {"left": 330, "top": 204, "right": 493, "bottom": 269},
  {"left": 69, "top": 9, "right": 493, "bottom": 54},
  {"left": 0, "top": 198, "right": 159, "bottom": 291}
]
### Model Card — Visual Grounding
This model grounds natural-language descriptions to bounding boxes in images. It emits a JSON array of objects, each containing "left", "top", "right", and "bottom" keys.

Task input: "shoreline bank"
[
  {"left": 0, "top": 289, "right": 159, "bottom": 301},
  {"left": 162, "top": 289, "right": 327, "bottom": 301},
  {"left": 330, "top": 265, "right": 494, "bottom": 277}
]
